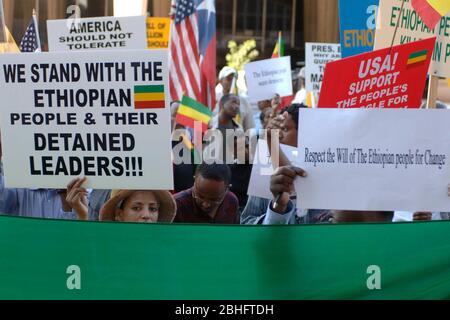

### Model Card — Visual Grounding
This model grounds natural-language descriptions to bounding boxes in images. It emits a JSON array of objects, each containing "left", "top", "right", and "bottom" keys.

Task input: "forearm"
[{"left": 262, "top": 200, "right": 295, "bottom": 225}]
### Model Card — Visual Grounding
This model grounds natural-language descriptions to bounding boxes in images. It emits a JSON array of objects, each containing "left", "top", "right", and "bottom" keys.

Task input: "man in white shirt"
[{"left": 292, "top": 67, "right": 306, "bottom": 105}]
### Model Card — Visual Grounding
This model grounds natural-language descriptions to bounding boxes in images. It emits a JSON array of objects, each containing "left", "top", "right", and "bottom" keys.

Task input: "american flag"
[
  {"left": 169, "top": 0, "right": 216, "bottom": 110},
  {"left": 19, "top": 15, "right": 41, "bottom": 52}
]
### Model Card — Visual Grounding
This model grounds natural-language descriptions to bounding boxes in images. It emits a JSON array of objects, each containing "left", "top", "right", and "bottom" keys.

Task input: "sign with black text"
[
  {"left": 244, "top": 56, "right": 293, "bottom": 102},
  {"left": 296, "top": 108, "right": 450, "bottom": 212},
  {"left": 318, "top": 38, "right": 435, "bottom": 108},
  {"left": 0, "top": 50, "right": 173, "bottom": 189},
  {"left": 147, "top": 17, "right": 170, "bottom": 49},
  {"left": 305, "top": 42, "right": 341, "bottom": 95},
  {"left": 47, "top": 16, "right": 147, "bottom": 51}
]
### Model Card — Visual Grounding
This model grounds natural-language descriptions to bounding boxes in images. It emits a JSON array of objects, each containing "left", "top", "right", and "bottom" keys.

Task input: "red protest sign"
[{"left": 318, "top": 37, "right": 436, "bottom": 109}]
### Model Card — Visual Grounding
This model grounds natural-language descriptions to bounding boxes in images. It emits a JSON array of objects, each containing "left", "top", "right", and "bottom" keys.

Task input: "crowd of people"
[{"left": 0, "top": 66, "right": 447, "bottom": 225}]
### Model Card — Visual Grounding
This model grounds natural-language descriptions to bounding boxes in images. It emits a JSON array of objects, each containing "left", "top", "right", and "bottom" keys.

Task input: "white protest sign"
[
  {"left": 47, "top": 16, "right": 147, "bottom": 52},
  {"left": 244, "top": 56, "right": 292, "bottom": 102},
  {"left": 247, "top": 140, "right": 298, "bottom": 199},
  {"left": 0, "top": 50, "right": 173, "bottom": 190},
  {"left": 305, "top": 43, "right": 341, "bottom": 94},
  {"left": 374, "top": 0, "right": 450, "bottom": 77},
  {"left": 295, "top": 109, "right": 450, "bottom": 212}
]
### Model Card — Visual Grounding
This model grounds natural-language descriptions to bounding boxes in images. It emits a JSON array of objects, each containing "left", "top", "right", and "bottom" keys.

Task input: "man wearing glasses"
[{"left": 174, "top": 163, "right": 239, "bottom": 224}]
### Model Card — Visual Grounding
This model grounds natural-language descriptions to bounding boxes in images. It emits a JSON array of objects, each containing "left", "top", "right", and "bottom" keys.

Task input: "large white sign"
[
  {"left": 244, "top": 56, "right": 293, "bottom": 102},
  {"left": 305, "top": 43, "right": 341, "bottom": 94},
  {"left": 47, "top": 16, "right": 147, "bottom": 52},
  {"left": 247, "top": 140, "right": 298, "bottom": 199},
  {"left": 296, "top": 109, "right": 450, "bottom": 212},
  {"left": 0, "top": 50, "right": 173, "bottom": 189}
]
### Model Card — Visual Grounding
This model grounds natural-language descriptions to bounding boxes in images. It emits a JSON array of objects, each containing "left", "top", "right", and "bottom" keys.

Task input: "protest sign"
[
  {"left": 318, "top": 38, "right": 435, "bottom": 108},
  {"left": 147, "top": 17, "right": 171, "bottom": 49},
  {"left": 244, "top": 56, "right": 292, "bottom": 102},
  {"left": 339, "top": 0, "right": 379, "bottom": 58},
  {"left": 295, "top": 108, "right": 450, "bottom": 212},
  {"left": 305, "top": 43, "right": 341, "bottom": 95},
  {"left": 0, "top": 50, "right": 173, "bottom": 189},
  {"left": 374, "top": 0, "right": 450, "bottom": 77},
  {"left": 47, "top": 16, "right": 147, "bottom": 51},
  {"left": 247, "top": 140, "right": 298, "bottom": 200}
]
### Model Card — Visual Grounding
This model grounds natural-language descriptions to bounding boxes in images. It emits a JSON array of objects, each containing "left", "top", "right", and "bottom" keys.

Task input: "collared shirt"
[
  {"left": 240, "top": 195, "right": 330, "bottom": 225},
  {"left": 210, "top": 114, "right": 243, "bottom": 131},
  {"left": 0, "top": 165, "right": 76, "bottom": 220},
  {"left": 174, "top": 187, "right": 239, "bottom": 224},
  {"left": 88, "top": 189, "right": 111, "bottom": 221},
  {"left": 214, "top": 88, "right": 256, "bottom": 132}
]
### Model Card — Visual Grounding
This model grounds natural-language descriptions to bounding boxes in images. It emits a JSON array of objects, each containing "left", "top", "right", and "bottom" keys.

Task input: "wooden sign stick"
[{"left": 426, "top": 75, "right": 439, "bottom": 109}]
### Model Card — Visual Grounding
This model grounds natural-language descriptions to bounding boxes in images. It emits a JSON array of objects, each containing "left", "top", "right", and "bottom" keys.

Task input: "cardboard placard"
[
  {"left": 47, "top": 16, "right": 147, "bottom": 51},
  {"left": 339, "top": 0, "right": 379, "bottom": 58},
  {"left": 318, "top": 38, "right": 435, "bottom": 108},
  {"left": 305, "top": 43, "right": 341, "bottom": 95},
  {"left": 244, "top": 56, "right": 293, "bottom": 102},
  {"left": 147, "top": 17, "right": 171, "bottom": 49},
  {"left": 247, "top": 140, "right": 299, "bottom": 200},
  {"left": 296, "top": 108, "right": 450, "bottom": 212},
  {"left": 0, "top": 50, "right": 173, "bottom": 189}
]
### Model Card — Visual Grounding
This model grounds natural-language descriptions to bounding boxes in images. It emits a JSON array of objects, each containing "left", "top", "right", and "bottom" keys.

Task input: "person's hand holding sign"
[
  {"left": 265, "top": 107, "right": 284, "bottom": 144},
  {"left": 270, "top": 93, "right": 281, "bottom": 116},
  {"left": 270, "top": 165, "right": 306, "bottom": 214},
  {"left": 66, "top": 177, "right": 89, "bottom": 220}
]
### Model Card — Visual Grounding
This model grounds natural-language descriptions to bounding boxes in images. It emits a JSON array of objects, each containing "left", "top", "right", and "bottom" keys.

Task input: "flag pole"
[
  {"left": 389, "top": 0, "right": 405, "bottom": 55},
  {"left": 426, "top": 75, "right": 438, "bottom": 109},
  {"left": 35, "top": 0, "right": 39, "bottom": 18},
  {"left": 32, "top": 8, "right": 42, "bottom": 51},
  {"left": 0, "top": 0, "right": 6, "bottom": 43}
]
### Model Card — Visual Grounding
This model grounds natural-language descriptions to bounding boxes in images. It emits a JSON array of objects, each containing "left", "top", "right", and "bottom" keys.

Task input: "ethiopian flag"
[
  {"left": 176, "top": 95, "right": 212, "bottom": 132},
  {"left": 412, "top": 0, "right": 450, "bottom": 29},
  {"left": 180, "top": 133, "right": 202, "bottom": 164},
  {"left": 134, "top": 85, "right": 165, "bottom": 109},
  {"left": 407, "top": 49, "right": 428, "bottom": 66},
  {"left": 271, "top": 31, "right": 285, "bottom": 58}
]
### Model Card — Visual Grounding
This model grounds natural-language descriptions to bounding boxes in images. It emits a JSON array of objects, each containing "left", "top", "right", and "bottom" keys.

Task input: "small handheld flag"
[
  {"left": 180, "top": 133, "right": 201, "bottom": 164},
  {"left": 271, "top": 31, "right": 285, "bottom": 58},
  {"left": 176, "top": 95, "right": 212, "bottom": 132}
]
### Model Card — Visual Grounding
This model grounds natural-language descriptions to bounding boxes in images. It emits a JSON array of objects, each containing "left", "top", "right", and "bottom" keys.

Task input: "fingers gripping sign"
[
  {"left": 270, "top": 165, "right": 307, "bottom": 213},
  {"left": 66, "top": 177, "right": 89, "bottom": 220}
]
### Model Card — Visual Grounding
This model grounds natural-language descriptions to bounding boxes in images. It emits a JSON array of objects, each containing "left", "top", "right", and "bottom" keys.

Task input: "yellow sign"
[{"left": 147, "top": 17, "right": 171, "bottom": 49}]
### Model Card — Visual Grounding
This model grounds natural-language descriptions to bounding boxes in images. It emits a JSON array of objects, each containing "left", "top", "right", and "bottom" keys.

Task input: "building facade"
[{"left": 3, "top": 0, "right": 339, "bottom": 65}]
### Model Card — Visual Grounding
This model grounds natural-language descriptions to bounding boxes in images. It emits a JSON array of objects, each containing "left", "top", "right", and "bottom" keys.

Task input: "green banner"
[{"left": 0, "top": 215, "right": 449, "bottom": 299}]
